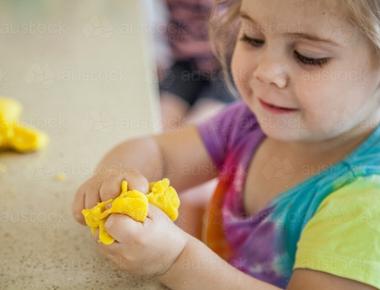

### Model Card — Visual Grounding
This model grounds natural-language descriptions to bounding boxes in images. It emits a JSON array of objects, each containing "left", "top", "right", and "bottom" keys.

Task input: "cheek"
[
  {"left": 296, "top": 77, "right": 345, "bottom": 121},
  {"left": 295, "top": 72, "right": 370, "bottom": 134},
  {"left": 231, "top": 46, "right": 254, "bottom": 99}
]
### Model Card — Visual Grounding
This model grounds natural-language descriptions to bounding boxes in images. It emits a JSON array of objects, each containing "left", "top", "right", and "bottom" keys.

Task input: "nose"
[{"left": 253, "top": 51, "right": 289, "bottom": 89}]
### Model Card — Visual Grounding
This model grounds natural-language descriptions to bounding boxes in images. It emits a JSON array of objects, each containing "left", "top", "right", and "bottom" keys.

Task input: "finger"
[
  {"left": 72, "top": 184, "right": 86, "bottom": 224},
  {"left": 99, "top": 174, "right": 126, "bottom": 201},
  {"left": 97, "top": 239, "right": 123, "bottom": 253},
  {"left": 147, "top": 203, "right": 168, "bottom": 221},
  {"left": 92, "top": 228, "right": 100, "bottom": 242},
  {"left": 84, "top": 183, "right": 102, "bottom": 209},
  {"left": 105, "top": 214, "right": 143, "bottom": 244},
  {"left": 99, "top": 169, "right": 149, "bottom": 201},
  {"left": 96, "top": 242, "right": 120, "bottom": 262},
  {"left": 124, "top": 169, "right": 149, "bottom": 193}
]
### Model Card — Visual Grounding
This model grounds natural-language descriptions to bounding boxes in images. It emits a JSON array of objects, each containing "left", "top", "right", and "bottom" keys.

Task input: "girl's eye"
[
  {"left": 294, "top": 50, "right": 329, "bottom": 67},
  {"left": 240, "top": 34, "right": 330, "bottom": 67},
  {"left": 240, "top": 34, "right": 264, "bottom": 47}
]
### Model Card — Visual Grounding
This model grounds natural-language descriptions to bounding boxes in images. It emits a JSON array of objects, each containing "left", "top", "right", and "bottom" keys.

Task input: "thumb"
[
  {"left": 105, "top": 214, "right": 143, "bottom": 243},
  {"left": 99, "top": 169, "right": 149, "bottom": 201},
  {"left": 124, "top": 169, "right": 149, "bottom": 193},
  {"left": 147, "top": 203, "right": 170, "bottom": 221}
]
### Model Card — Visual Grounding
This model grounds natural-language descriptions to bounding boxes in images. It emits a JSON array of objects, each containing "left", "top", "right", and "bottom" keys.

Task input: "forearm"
[
  {"left": 159, "top": 236, "right": 282, "bottom": 290},
  {"left": 93, "top": 126, "right": 218, "bottom": 192},
  {"left": 95, "top": 136, "right": 164, "bottom": 182}
]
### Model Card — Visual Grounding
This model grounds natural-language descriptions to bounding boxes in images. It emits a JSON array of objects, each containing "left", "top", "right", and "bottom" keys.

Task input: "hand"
[
  {"left": 72, "top": 168, "right": 149, "bottom": 224},
  {"left": 97, "top": 203, "right": 189, "bottom": 278}
]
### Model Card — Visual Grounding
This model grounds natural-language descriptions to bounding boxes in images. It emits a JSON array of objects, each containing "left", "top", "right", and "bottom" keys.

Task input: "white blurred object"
[{"left": 143, "top": 0, "right": 172, "bottom": 71}]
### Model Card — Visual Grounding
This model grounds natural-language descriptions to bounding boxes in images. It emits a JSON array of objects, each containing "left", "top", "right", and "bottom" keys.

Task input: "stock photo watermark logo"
[
  {"left": 301, "top": 70, "right": 367, "bottom": 82},
  {"left": 82, "top": 14, "right": 158, "bottom": 39},
  {"left": 0, "top": 211, "right": 65, "bottom": 229},
  {"left": 82, "top": 16, "right": 113, "bottom": 38},
  {"left": 25, "top": 63, "right": 130, "bottom": 87},
  {"left": 261, "top": 156, "right": 295, "bottom": 182},
  {"left": 84, "top": 112, "right": 153, "bottom": 132},
  {"left": 25, "top": 64, "right": 54, "bottom": 87},
  {"left": 0, "top": 22, "right": 66, "bottom": 35}
]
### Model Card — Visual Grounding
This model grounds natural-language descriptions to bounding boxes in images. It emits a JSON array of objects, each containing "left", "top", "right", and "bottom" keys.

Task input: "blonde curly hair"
[{"left": 209, "top": 0, "right": 380, "bottom": 94}]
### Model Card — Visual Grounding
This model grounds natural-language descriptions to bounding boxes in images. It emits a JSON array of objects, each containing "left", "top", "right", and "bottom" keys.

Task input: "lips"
[{"left": 259, "top": 99, "right": 297, "bottom": 111}]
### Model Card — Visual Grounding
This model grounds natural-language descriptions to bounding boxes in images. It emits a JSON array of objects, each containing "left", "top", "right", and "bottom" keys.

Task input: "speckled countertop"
[{"left": 0, "top": 1, "right": 164, "bottom": 289}]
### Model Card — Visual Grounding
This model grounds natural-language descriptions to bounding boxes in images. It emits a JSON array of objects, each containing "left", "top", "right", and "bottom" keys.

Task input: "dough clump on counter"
[{"left": 0, "top": 97, "right": 48, "bottom": 152}]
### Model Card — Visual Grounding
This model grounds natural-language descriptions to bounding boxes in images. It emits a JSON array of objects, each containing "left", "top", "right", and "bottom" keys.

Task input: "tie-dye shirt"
[{"left": 197, "top": 101, "right": 380, "bottom": 289}]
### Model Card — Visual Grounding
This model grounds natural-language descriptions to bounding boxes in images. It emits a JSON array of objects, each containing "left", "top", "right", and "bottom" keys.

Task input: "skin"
[
  {"left": 72, "top": 0, "right": 379, "bottom": 289},
  {"left": 232, "top": 0, "right": 380, "bottom": 289},
  {"left": 233, "top": 0, "right": 380, "bottom": 157}
]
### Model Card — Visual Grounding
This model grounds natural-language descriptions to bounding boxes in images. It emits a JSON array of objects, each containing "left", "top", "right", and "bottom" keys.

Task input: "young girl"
[{"left": 72, "top": 0, "right": 380, "bottom": 289}]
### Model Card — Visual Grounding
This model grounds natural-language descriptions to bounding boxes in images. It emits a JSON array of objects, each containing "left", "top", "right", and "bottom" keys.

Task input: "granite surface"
[{"left": 0, "top": 1, "right": 165, "bottom": 289}]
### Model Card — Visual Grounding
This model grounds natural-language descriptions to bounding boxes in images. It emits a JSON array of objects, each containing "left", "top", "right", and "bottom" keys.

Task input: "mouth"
[{"left": 259, "top": 99, "right": 299, "bottom": 114}]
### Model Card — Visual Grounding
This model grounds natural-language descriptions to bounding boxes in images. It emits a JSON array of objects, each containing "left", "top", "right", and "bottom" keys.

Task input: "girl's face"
[{"left": 232, "top": 0, "right": 380, "bottom": 142}]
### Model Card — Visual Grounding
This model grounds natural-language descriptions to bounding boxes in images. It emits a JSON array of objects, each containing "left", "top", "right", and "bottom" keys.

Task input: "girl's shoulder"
[
  {"left": 294, "top": 174, "right": 380, "bottom": 289},
  {"left": 198, "top": 101, "right": 261, "bottom": 144},
  {"left": 197, "top": 101, "right": 264, "bottom": 170}
]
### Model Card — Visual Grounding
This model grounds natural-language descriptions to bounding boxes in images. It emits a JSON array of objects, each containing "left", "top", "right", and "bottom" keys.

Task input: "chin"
[
  {"left": 261, "top": 122, "right": 336, "bottom": 144},
  {"left": 261, "top": 126, "right": 303, "bottom": 142},
  {"left": 255, "top": 114, "right": 308, "bottom": 141}
]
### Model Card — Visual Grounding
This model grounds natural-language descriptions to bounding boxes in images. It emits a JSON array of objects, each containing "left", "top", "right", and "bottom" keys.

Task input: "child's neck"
[{"left": 269, "top": 113, "right": 380, "bottom": 168}]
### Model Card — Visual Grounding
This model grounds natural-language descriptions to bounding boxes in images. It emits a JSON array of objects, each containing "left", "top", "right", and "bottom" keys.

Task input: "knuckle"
[
  {"left": 99, "top": 179, "right": 121, "bottom": 200},
  {"left": 125, "top": 169, "right": 145, "bottom": 181},
  {"left": 125, "top": 173, "right": 148, "bottom": 192},
  {"left": 84, "top": 188, "right": 101, "bottom": 208},
  {"left": 124, "top": 168, "right": 140, "bottom": 176},
  {"left": 99, "top": 183, "right": 112, "bottom": 197}
]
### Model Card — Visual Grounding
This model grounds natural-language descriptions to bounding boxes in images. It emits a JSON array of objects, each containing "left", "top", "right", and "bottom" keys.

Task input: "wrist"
[{"left": 158, "top": 233, "right": 196, "bottom": 285}]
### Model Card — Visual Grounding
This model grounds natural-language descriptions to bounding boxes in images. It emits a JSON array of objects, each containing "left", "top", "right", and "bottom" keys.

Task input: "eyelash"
[{"left": 239, "top": 34, "right": 330, "bottom": 67}]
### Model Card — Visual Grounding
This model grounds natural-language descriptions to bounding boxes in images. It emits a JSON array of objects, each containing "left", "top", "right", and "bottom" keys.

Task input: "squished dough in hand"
[
  {"left": 147, "top": 178, "right": 180, "bottom": 221},
  {"left": 0, "top": 97, "right": 48, "bottom": 152},
  {"left": 82, "top": 178, "right": 181, "bottom": 245}
]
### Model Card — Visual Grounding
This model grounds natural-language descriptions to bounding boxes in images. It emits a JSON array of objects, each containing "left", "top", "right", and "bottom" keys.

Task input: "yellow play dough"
[
  {"left": 147, "top": 178, "right": 180, "bottom": 221},
  {"left": 82, "top": 178, "right": 181, "bottom": 245},
  {"left": 82, "top": 199, "right": 112, "bottom": 229},
  {"left": 0, "top": 98, "right": 21, "bottom": 123},
  {"left": 55, "top": 173, "right": 66, "bottom": 182},
  {"left": 0, "top": 97, "right": 48, "bottom": 152},
  {"left": 109, "top": 190, "right": 149, "bottom": 222},
  {"left": 98, "top": 220, "right": 115, "bottom": 245}
]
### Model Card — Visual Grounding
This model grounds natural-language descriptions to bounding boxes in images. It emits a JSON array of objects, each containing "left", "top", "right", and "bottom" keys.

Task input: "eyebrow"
[{"left": 239, "top": 11, "right": 341, "bottom": 47}]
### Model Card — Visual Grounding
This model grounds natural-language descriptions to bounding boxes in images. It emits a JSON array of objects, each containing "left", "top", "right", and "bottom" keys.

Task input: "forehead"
[{"left": 240, "top": 0, "right": 357, "bottom": 45}]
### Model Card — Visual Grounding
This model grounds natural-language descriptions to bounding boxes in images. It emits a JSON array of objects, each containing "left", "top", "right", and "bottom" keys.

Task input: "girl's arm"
[
  {"left": 95, "top": 125, "right": 218, "bottom": 191},
  {"left": 159, "top": 237, "right": 375, "bottom": 290},
  {"left": 154, "top": 125, "right": 218, "bottom": 190},
  {"left": 159, "top": 236, "right": 282, "bottom": 290},
  {"left": 288, "top": 269, "right": 376, "bottom": 290},
  {"left": 73, "top": 125, "right": 217, "bottom": 222}
]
